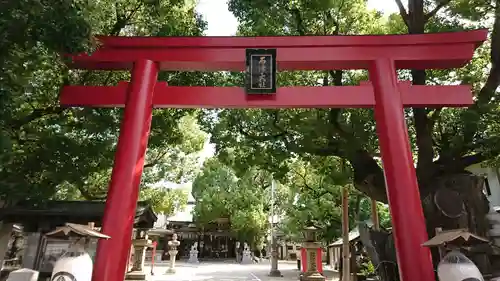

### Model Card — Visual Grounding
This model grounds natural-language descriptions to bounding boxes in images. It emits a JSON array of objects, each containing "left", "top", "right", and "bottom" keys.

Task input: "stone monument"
[
  {"left": 188, "top": 242, "right": 199, "bottom": 264},
  {"left": 301, "top": 227, "right": 325, "bottom": 281},
  {"left": 166, "top": 234, "right": 180, "bottom": 274},
  {"left": 241, "top": 242, "right": 253, "bottom": 264}
]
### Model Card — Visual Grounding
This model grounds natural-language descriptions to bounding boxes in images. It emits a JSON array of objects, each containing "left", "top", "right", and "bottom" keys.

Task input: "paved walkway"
[{"left": 144, "top": 260, "right": 339, "bottom": 281}]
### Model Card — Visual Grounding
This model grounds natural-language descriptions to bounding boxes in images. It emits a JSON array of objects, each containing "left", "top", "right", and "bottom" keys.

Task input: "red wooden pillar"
[
  {"left": 301, "top": 248, "right": 307, "bottom": 272},
  {"left": 92, "top": 59, "right": 158, "bottom": 281},
  {"left": 316, "top": 248, "right": 323, "bottom": 274},
  {"left": 370, "top": 59, "right": 434, "bottom": 281}
]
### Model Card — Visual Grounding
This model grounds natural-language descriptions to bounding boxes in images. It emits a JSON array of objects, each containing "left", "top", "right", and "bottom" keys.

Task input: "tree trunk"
[
  {"left": 360, "top": 171, "right": 491, "bottom": 281},
  {"left": 422, "top": 172, "right": 491, "bottom": 274}
]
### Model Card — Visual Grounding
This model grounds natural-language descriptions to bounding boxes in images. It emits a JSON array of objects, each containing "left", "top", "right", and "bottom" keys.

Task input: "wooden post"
[
  {"left": 342, "top": 186, "right": 350, "bottom": 281},
  {"left": 435, "top": 227, "right": 445, "bottom": 259},
  {"left": 371, "top": 199, "right": 380, "bottom": 230}
]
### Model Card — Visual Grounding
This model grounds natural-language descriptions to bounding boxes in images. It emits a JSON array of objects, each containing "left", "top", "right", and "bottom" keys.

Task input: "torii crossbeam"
[{"left": 60, "top": 29, "right": 488, "bottom": 281}]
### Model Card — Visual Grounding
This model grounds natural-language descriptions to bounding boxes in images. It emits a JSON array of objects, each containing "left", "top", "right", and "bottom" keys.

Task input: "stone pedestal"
[
  {"left": 166, "top": 234, "right": 180, "bottom": 274},
  {"left": 166, "top": 250, "right": 178, "bottom": 273},
  {"left": 126, "top": 238, "right": 150, "bottom": 281}
]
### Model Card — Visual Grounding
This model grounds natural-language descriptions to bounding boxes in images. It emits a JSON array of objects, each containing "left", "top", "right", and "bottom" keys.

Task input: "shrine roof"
[
  {"left": 329, "top": 220, "right": 374, "bottom": 247},
  {"left": 0, "top": 200, "right": 157, "bottom": 230}
]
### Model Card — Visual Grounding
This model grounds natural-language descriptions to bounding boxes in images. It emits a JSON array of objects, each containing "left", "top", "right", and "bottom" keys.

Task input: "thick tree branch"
[
  {"left": 424, "top": 0, "right": 452, "bottom": 21},
  {"left": 395, "top": 0, "right": 410, "bottom": 26},
  {"left": 291, "top": 168, "right": 314, "bottom": 192},
  {"left": 289, "top": 7, "right": 307, "bottom": 35},
  {"left": 109, "top": 2, "right": 143, "bottom": 36},
  {"left": 125, "top": 2, "right": 144, "bottom": 22},
  {"left": 292, "top": 168, "right": 334, "bottom": 199},
  {"left": 237, "top": 124, "right": 287, "bottom": 142},
  {"left": 143, "top": 150, "right": 170, "bottom": 168},
  {"left": 325, "top": 10, "right": 340, "bottom": 34},
  {"left": 348, "top": 150, "right": 387, "bottom": 203},
  {"left": 428, "top": 108, "right": 442, "bottom": 129}
]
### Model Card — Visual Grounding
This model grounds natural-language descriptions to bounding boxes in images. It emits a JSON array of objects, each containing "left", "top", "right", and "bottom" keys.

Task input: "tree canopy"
[
  {"left": 192, "top": 158, "right": 272, "bottom": 245},
  {"left": 200, "top": 0, "right": 500, "bottom": 204},
  {"left": 280, "top": 158, "right": 391, "bottom": 242},
  {"left": 2, "top": 0, "right": 499, "bottom": 249},
  {"left": 192, "top": 156, "right": 391, "bottom": 244},
  {"left": 0, "top": 0, "right": 209, "bottom": 215}
]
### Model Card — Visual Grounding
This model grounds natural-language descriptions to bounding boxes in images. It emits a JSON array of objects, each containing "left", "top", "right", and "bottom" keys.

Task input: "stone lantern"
[
  {"left": 127, "top": 228, "right": 151, "bottom": 280},
  {"left": 301, "top": 226, "right": 325, "bottom": 281},
  {"left": 166, "top": 233, "right": 180, "bottom": 274}
]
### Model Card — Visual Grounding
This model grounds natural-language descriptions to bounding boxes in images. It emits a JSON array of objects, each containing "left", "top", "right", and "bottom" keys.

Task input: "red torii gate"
[{"left": 61, "top": 29, "right": 487, "bottom": 281}]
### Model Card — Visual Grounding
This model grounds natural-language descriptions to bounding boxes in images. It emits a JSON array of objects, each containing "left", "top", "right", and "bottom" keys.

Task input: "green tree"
[
  {"left": 202, "top": 0, "right": 498, "bottom": 225},
  {"left": 279, "top": 158, "right": 391, "bottom": 243},
  {"left": 192, "top": 158, "right": 273, "bottom": 246},
  {"left": 51, "top": 114, "right": 203, "bottom": 215},
  {"left": 200, "top": 0, "right": 500, "bottom": 274},
  {"left": 0, "top": 0, "right": 210, "bottom": 205},
  {"left": 139, "top": 185, "right": 189, "bottom": 216}
]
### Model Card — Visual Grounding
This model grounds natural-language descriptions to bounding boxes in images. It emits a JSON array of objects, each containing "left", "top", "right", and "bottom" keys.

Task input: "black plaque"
[{"left": 245, "top": 49, "right": 277, "bottom": 94}]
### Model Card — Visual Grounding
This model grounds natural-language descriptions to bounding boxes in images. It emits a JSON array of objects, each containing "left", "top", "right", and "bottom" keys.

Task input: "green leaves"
[
  {"left": 447, "top": 0, "right": 495, "bottom": 21},
  {"left": 200, "top": 0, "right": 500, "bottom": 244},
  {"left": 0, "top": 0, "right": 208, "bottom": 204},
  {"left": 140, "top": 185, "right": 188, "bottom": 216},
  {"left": 192, "top": 159, "right": 273, "bottom": 244}
]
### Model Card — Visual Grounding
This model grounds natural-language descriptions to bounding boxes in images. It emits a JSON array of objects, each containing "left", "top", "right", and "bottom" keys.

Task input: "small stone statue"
[
  {"left": 241, "top": 242, "right": 253, "bottom": 264},
  {"left": 188, "top": 242, "right": 199, "bottom": 264}
]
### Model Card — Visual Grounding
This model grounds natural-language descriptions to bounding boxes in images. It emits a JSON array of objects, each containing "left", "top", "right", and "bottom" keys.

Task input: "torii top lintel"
[{"left": 69, "top": 29, "right": 488, "bottom": 72}]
